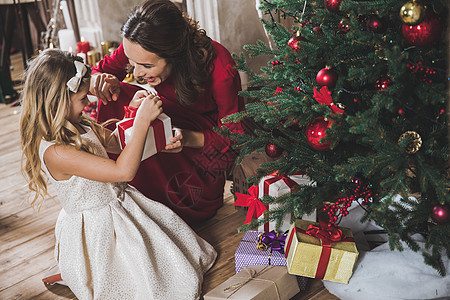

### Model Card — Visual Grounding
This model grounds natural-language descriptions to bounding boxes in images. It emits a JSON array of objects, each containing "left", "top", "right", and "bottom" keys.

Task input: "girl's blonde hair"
[{"left": 20, "top": 49, "right": 106, "bottom": 208}]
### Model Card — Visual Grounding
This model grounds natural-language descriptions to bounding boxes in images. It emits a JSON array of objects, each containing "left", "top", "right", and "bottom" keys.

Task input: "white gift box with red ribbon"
[
  {"left": 117, "top": 112, "right": 172, "bottom": 161},
  {"left": 257, "top": 173, "right": 316, "bottom": 232}
]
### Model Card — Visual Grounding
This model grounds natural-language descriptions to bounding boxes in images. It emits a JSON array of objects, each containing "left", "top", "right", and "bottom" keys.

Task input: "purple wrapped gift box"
[{"left": 235, "top": 231, "right": 287, "bottom": 273}]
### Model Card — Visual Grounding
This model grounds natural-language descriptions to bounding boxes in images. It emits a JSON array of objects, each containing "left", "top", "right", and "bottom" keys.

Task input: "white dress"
[{"left": 39, "top": 127, "right": 217, "bottom": 300}]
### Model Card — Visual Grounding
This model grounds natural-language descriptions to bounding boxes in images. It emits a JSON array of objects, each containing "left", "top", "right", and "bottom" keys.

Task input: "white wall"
[
  {"left": 96, "top": 0, "right": 142, "bottom": 42},
  {"left": 217, "top": 0, "right": 270, "bottom": 74},
  {"left": 186, "top": 0, "right": 271, "bottom": 82}
]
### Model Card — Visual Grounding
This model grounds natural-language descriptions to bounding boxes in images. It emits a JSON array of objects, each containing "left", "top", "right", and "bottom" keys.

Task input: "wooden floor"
[{"left": 0, "top": 53, "right": 338, "bottom": 299}]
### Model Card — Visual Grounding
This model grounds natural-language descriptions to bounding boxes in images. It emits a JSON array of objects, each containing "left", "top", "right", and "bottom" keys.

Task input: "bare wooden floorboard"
[{"left": 0, "top": 101, "right": 338, "bottom": 299}]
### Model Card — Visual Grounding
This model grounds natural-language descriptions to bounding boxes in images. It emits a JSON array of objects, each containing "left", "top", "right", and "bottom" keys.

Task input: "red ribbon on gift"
[
  {"left": 261, "top": 172, "right": 300, "bottom": 231},
  {"left": 124, "top": 106, "right": 138, "bottom": 118},
  {"left": 284, "top": 220, "right": 354, "bottom": 280},
  {"left": 118, "top": 106, "right": 166, "bottom": 152},
  {"left": 234, "top": 185, "right": 267, "bottom": 224}
]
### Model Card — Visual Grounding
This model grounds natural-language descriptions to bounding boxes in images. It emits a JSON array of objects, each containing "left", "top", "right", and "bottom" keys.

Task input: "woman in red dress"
[{"left": 90, "top": 0, "right": 244, "bottom": 225}]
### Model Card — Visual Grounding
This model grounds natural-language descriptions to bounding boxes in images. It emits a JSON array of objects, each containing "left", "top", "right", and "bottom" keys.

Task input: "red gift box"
[
  {"left": 234, "top": 172, "right": 315, "bottom": 232},
  {"left": 116, "top": 106, "right": 172, "bottom": 160}
]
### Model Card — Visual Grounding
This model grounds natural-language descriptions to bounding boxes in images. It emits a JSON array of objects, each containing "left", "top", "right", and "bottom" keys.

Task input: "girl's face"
[
  {"left": 123, "top": 38, "right": 172, "bottom": 87},
  {"left": 67, "top": 82, "right": 90, "bottom": 124}
]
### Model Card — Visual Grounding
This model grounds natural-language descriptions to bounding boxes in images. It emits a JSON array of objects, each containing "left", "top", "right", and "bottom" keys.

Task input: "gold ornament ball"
[
  {"left": 398, "top": 131, "right": 422, "bottom": 154},
  {"left": 399, "top": 1, "right": 426, "bottom": 25}
]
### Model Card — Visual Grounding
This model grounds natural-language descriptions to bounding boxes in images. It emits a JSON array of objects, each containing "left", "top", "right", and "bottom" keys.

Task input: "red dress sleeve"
[
  {"left": 92, "top": 43, "right": 129, "bottom": 81},
  {"left": 201, "top": 42, "right": 244, "bottom": 162}
]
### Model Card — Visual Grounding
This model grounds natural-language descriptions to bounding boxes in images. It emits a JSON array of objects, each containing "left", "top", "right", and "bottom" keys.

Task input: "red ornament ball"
[
  {"left": 265, "top": 143, "right": 283, "bottom": 158},
  {"left": 375, "top": 76, "right": 392, "bottom": 90},
  {"left": 431, "top": 204, "right": 449, "bottom": 224},
  {"left": 402, "top": 10, "right": 442, "bottom": 46},
  {"left": 316, "top": 68, "right": 338, "bottom": 89},
  {"left": 288, "top": 35, "right": 307, "bottom": 51},
  {"left": 324, "top": 0, "right": 343, "bottom": 12},
  {"left": 305, "top": 117, "right": 331, "bottom": 151},
  {"left": 366, "top": 15, "right": 387, "bottom": 33}
]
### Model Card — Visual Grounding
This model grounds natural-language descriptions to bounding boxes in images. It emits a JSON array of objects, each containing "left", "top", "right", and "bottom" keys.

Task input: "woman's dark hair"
[{"left": 121, "top": 0, "right": 215, "bottom": 106}]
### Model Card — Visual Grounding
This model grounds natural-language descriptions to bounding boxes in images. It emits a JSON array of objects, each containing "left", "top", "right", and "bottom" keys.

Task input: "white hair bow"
[{"left": 66, "top": 60, "right": 88, "bottom": 93}]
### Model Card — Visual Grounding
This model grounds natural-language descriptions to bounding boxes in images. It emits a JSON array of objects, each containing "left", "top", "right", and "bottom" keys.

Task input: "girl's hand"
[
  {"left": 163, "top": 128, "right": 183, "bottom": 153},
  {"left": 129, "top": 90, "right": 155, "bottom": 108},
  {"left": 135, "top": 94, "right": 163, "bottom": 126},
  {"left": 90, "top": 73, "right": 121, "bottom": 105}
]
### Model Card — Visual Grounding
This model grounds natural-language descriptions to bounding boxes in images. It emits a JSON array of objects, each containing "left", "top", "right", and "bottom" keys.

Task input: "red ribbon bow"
[
  {"left": 234, "top": 185, "right": 267, "bottom": 224},
  {"left": 235, "top": 172, "right": 303, "bottom": 229},
  {"left": 313, "top": 86, "right": 343, "bottom": 114},
  {"left": 305, "top": 219, "right": 345, "bottom": 247}
]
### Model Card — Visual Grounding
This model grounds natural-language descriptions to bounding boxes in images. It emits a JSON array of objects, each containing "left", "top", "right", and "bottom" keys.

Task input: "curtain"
[{"left": 185, "top": 0, "right": 220, "bottom": 42}]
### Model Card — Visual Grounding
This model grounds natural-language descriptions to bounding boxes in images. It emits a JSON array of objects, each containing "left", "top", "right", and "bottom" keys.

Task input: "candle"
[
  {"left": 87, "top": 50, "right": 101, "bottom": 66},
  {"left": 77, "top": 40, "right": 90, "bottom": 54},
  {"left": 59, "top": 28, "right": 101, "bottom": 52},
  {"left": 100, "top": 41, "right": 111, "bottom": 57}
]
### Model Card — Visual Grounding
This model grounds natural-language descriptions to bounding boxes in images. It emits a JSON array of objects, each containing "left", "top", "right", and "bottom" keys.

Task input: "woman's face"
[{"left": 123, "top": 38, "right": 172, "bottom": 87}]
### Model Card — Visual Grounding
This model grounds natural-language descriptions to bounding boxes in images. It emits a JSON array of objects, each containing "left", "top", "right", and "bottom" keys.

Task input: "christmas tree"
[{"left": 219, "top": 0, "right": 449, "bottom": 275}]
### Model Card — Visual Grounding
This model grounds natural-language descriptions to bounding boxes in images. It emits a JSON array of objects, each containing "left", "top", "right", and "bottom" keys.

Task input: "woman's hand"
[
  {"left": 162, "top": 129, "right": 204, "bottom": 152},
  {"left": 163, "top": 128, "right": 183, "bottom": 153},
  {"left": 90, "top": 73, "right": 121, "bottom": 105}
]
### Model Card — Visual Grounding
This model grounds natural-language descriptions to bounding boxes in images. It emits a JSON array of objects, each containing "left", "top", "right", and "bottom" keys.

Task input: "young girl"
[{"left": 19, "top": 49, "right": 217, "bottom": 300}]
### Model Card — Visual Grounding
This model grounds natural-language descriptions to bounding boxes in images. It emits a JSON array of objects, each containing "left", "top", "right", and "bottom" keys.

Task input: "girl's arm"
[{"left": 43, "top": 95, "right": 162, "bottom": 183}]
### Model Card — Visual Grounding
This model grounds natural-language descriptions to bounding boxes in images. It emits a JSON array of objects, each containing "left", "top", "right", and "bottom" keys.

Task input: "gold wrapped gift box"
[{"left": 285, "top": 219, "right": 358, "bottom": 284}]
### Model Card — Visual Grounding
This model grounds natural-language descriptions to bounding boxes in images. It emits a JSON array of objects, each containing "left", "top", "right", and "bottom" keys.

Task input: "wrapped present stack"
[{"left": 285, "top": 219, "right": 359, "bottom": 284}]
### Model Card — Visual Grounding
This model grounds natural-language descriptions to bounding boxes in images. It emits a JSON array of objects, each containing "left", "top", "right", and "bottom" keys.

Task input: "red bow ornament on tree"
[
  {"left": 313, "top": 86, "right": 344, "bottom": 114},
  {"left": 234, "top": 185, "right": 267, "bottom": 224}
]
